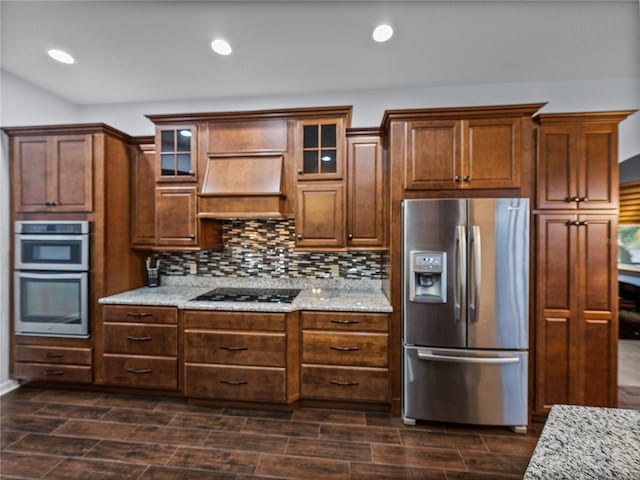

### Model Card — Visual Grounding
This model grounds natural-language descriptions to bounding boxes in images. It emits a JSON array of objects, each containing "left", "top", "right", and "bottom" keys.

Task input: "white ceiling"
[{"left": 1, "top": 1, "right": 639, "bottom": 106}]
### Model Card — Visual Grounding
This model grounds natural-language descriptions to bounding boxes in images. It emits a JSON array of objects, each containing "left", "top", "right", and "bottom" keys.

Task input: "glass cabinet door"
[
  {"left": 157, "top": 126, "right": 196, "bottom": 181},
  {"left": 297, "top": 118, "right": 344, "bottom": 180}
]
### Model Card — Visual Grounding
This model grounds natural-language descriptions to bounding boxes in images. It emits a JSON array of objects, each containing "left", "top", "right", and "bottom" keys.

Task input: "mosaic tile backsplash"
[{"left": 158, "top": 219, "right": 383, "bottom": 279}]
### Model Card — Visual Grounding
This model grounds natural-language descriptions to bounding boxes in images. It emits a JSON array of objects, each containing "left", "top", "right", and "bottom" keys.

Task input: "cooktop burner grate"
[{"left": 192, "top": 287, "right": 301, "bottom": 304}]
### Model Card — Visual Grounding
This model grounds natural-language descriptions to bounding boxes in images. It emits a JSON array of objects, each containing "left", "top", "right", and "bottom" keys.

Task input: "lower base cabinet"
[
  {"left": 14, "top": 342, "right": 93, "bottom": 384},
  {"left": 103, "top": 354, "right": 178, "bottom": 389},
  {"left": 301, "top": 365, "right": 389, "bottom": 402}
]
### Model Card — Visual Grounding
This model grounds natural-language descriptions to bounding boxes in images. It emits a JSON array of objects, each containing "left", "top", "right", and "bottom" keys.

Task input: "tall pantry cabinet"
[{"left": 533, "top": 111, "right": 635, "bottom": 414}]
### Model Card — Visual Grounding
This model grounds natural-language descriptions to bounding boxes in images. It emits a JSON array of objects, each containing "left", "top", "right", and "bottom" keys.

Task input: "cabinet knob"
[
  {"left": 188, "top": 170, "right": 195, "bottom": 176},
  {"left": 296, "top": 234, "right": 303, "bottom": 240},
  {"left": 579, "top": 197, "right": 589, "bottom": 203},
  {"left": 454, "top": 176, "right": 462, "bottom": 182},
  {"left": 572, "top": 196, "right": 581, "bottom": 203},
  {"left": 297, "top": 168, "right": 303, "bottom": 174},
  {"left": 188, "top": 234, "right": 196, "bottom": 240},
  {"left": 45, "top": 201, "right": 57, "bottom": 206},
  {"left": 347, "top": 234, "right": 353, "bottom": 240},
  {"left": 463, "top": 176, "right": 470, "bottom": 182}
]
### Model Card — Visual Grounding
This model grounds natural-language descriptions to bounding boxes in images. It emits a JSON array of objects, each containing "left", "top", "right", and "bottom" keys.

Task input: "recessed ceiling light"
[
  {"left": 211, "top": 39, "right": 232, "bottom": 56},
  {"left": 372, "top": 24, "right": 393, "bottom": 43},
  {"left": 47, "top": 49, "right": 75, "bottom": 64}
]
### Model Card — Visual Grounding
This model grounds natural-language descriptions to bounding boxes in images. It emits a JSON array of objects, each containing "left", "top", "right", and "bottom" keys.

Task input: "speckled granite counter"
[
  {"left": 524, "top": 405, "right": 640, "bottom": 479},
  {"left": 99, "top": 277, "right": 392, "bottom": 313}
]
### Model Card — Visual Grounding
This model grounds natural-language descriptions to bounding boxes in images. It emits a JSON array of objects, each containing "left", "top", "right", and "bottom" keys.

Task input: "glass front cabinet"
[
  {"left": 155, "top": 125, "right": 197, "bottom": 182},
  {"left": 296, "top": 118, "right": 345, "bottom": 180}
]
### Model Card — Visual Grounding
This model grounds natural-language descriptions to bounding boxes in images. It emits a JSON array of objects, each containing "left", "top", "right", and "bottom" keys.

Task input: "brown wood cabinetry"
[
  {"left": 131, "top": 136, "right": 156, "bottom": 246},
  {"left": 14, "top": 343, "right": 92, "bottom": 384},
  {"left": 296, "top": 118, "right": 345, "bottom": 181},
  {"left": 183, "top": 310, "right": 299, "bottom": 404},
  {"left": 346, "top": 131, "right": 386, "bottom": 249},
  {"left": 295, "top": 183, "right": 345, "bottom": 249},
  {"left": 300, "top": 311, "right": 390, "bottom": 403},
  {"left": 534, "top": 214, "right": 617, "bottom": 412},
  {"left": 11, "top": 134, "right": 93, "bottom": 212},
  {"left": 536, "top": 113, "right": 632, "bottom": 210},
  {"left": 155, "top": 125, "right": 197, "bottom": 182},
  {"left": 101, "top": 305, "right": 179, "bottom": 390}
]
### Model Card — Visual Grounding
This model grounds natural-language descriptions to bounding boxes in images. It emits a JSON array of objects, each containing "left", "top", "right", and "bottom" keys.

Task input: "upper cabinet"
[
  {"left": 155, "top": 125, "right": 197, "bottom": 182},
  {"left": 536, "top": 112, "right": 636, "bottom": 210},
  {"left": 10, "top": 134, "right": 93, "bottom": 213},
  {"left": 382, "top": 103, "right": 545, "bottom": 192},
  {"left": 296, "top": 117, "right": 345, "bottom": 181}
]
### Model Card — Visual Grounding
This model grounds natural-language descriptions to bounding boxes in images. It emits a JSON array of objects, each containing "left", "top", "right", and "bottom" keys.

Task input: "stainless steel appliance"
[
  {"left": 14, "top": 221, "right": 90, "bottom": 337},
  {"left": 402, "top": 199, "right": 529, "bottom": 431},
  {"left": 192, "top": 288, "right": 301, "bottom": 304}
]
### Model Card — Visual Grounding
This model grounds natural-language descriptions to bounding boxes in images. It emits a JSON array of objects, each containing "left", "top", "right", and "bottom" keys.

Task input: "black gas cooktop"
[{"left": 192, "top": 287, "right": 301, "bottom": 304}]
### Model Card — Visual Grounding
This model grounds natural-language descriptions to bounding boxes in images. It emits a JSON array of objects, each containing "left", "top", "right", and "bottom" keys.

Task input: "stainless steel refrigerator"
[{"left": 402, "top": 198, "right": 529, "bottom": 431}]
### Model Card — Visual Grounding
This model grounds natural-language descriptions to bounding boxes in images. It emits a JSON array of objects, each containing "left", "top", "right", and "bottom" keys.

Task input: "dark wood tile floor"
[{"left": 1, "top": 387, "right": 545, "bottom": 479}]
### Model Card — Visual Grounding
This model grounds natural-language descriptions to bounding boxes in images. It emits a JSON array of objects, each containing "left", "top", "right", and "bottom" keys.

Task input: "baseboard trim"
[{"left": 0, "top": 379, "right": 20, "bottom": 396}]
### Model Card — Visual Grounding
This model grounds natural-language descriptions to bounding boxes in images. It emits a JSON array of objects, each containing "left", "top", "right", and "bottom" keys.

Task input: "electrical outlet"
[
  {"left": 330, "top": 264, "right": 340, "bottom": 277},
  {"left": 188, "top": 262, "right": 197, "bottom": 274}
]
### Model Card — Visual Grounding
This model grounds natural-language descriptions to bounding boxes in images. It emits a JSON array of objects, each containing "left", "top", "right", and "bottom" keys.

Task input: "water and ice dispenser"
[{"left": 409, "top": 251, "right": 447, "bottom": 303}]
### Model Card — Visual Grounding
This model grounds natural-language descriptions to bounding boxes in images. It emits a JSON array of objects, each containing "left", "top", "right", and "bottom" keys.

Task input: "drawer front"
[
  {"left": 102, "top": 354, "right": 177, "bottom": 389},
  {"left": 14, "top": 362, "right": 92, "bottom": 383},
  {"left": 185, "top": 364, "right": 286, "bottom": 402},
  {"left": 103, "top": 323, "right": 177, "bottom": 356},
  {"left": 15, "top": 345, "right": 92, "bottom": 365},
  {"left": 302, "top": 331, "right": 388, "bottom": 367},
  {"left": 301, "top": 311, "right": 389, "bottom": 332},
  {"left": 102, "top": 305, "right": 177, "bottom": 324},
  {"left": 184, "top": 310, "right": 285, "bottom": 331},
  {"left": 301, "top": 365, "right": 389, "bottom": 402},
  {"left": 184, "top": 331, "right": 286, "bottom": 367}
]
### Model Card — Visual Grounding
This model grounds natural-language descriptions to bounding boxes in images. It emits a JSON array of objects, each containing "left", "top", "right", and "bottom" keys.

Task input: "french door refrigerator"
[{"left": 402, "top": 198, "right": 529, "bottom": 431}]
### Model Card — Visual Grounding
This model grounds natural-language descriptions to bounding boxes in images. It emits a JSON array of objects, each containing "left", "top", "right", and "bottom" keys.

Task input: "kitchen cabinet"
[
  {"left": 155, "top": 186, "right": 222, "bottom": 250},
  {"left": 534, "top": 213, "right": 617, "bottom": 413},
  {"left": 346, "top": 130, "right": 386, "bottom": 249},
  {"left": 536, "top": 112, "right": 633, "bottom": 210},
  {"left": 183, "top": 310, "right": 299, "bottom": 404},
  {"left": 101, "top": 305, "right": 178, "bottom": 390},
  {"left": 295, "top": 183, "right": 345, "bottom": 249},
  {"left": 13, "top": 343, "right": 92, "bottom": 384},
  {"left": 300, "top": 311, "right": 390, "bottom": 403},
  {"left": 11, "top": 134, "right": 93, "bottom": 213},
  {"left": 130, "top": 136, "right": 156, "bottom": 247},
  {"left": 155, "top": 125, "right": 197, "bottom": 182},
  {"left": 296, "top": 118, "right": 345, "bottom": 181}
]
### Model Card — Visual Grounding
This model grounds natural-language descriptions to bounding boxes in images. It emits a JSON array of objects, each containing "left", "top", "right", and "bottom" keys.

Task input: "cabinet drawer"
[
  {"left": 103, "top": 323, "right": 177, "bottom": 356},
  {"left": 301, "top": 365, "right": 389, "bottom": 402},
  {"left": 14, "top": 362, "right": 92, "bottom": 383},
  {"left": 15, "top": 345, "right": 92, "bottom": 365},
  {"left": 301, "top": 311, "right": 388, "bottom": 331},
  {"left": 184, "top": 310, "right": 285, "bottom": 331},
  {"left": 102, "top": 354, "right": 177, "bottom": 389},
  {"left": 185, "top": 364, "right": 286, "bottom": 402},
  {"left": 184, "top": 331, "right": 285, "bottom": 367},
  {"left": 102, "top": 305, "right": 177, "bottom": 324},
  {"left": 302, "top": 331, "right": 388, "bottom": 367}
]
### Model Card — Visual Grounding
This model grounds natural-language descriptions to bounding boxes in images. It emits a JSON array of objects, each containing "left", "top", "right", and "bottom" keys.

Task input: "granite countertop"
[
  {"left": 99, "top": 277, "right": 393, "bottom": 313},
  {"left": 524, "top": 404, "right": 640, "bottom": 480}
]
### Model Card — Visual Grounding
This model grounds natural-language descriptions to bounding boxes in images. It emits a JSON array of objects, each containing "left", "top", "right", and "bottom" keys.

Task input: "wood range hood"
[{"left": 198, "top": 152, "right": 286, "bottom": 218}]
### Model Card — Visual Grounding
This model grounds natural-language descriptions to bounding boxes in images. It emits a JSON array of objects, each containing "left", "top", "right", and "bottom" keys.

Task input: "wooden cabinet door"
[
  {"left": 404, "top": 120, "right": 460, "bottom": 190},
  {"left": 463, "top": 117, "right": 520, "bottom": 189},
  {"left": 156, "top": 125, "right": 197, "bottom": 183},
  {"left": 131, "top": 144, "right": 156, "bottom": 246},
  {"left": 295, "top": 183, "right": 345, "bottom": 249},
  {"left": 575, "top": 214, "right": 617, "bottom": 407},
  {"left": 12, "top": 135, "right": 92, "bottom": 212},
  {"left": 347, "top": 135, "right": 385, "bottom": 248},
  {"left": 578, "top": 124, "right": 618, "bottom": 210},
  {"left": 537, "top": 125, "right": 578, "bottom": 210},
  {"left": 296, "top": 118, "right": 345, "bottom": 181},
  {"left": 155, "top": 186, "right": 197, "bottom": 246},
  {"left": 535, "top": 214, "right": 576, "bottom": 413}
]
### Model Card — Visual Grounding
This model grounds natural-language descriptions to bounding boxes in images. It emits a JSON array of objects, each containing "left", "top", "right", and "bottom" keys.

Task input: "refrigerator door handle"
[
  {"left": 469, "top": 225, "right": 482, "bottom": 322},
  {"left": 455, "top": 225, "right": 466, "bottom": 322},
  {"left": 417, "top": 351, "right": 520, "bottom": 365}
]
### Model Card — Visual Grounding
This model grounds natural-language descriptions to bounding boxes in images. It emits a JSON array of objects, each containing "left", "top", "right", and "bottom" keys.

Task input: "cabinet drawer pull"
[
  {"left": 330, "top": 319, "right": 360, "bottom": 325},
  {"left": 330, "top": 380, "right": 359, "bottom": 387},
  {"left": 127, "top": 368, "right": 152, "bottom": 374},
  {"left": 127, "top": 312, "right": 152, "bottom": 318},
  {"left": 127, "top": 336, "right": 152, "bottom": 342},
  {"left": 40, "top": 370, "right": 64, "bottom": 376},
  {"left": 463, "top": 176, "right": 471, "bottom": 182},
  {"left": 220, "top": 379, "right": 248, "bottom": 385},
  {"left": 220, "top": 346, "right": 248, "bottom": 351},
  {"left": 454, "top": 176, "right": 462, "bottom": 182},
  {"left": 330, "top": 345, "right": 360, "bottom": 352},
  {"left": 579, "top": 197, "right": 589, "bottom": 203},
  {"left": 40, "top": 352, "right": 64, "bottom": 359}
]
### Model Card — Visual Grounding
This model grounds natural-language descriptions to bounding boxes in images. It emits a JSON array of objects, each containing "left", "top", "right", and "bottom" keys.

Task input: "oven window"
[
  {"left": 21, "top": 240, "right": 83, "bottom": 265},
  {"left": 20, "top": 277, "right": 81, "bottom": 324}
]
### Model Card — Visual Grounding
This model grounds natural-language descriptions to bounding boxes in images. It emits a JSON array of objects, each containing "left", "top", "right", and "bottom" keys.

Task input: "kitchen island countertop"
[
  {"left": 99, "top": 278, "right": 392, "bottom": 313},
  {"left": 524, "top": 404, "right": 640, "bottom": 479}
]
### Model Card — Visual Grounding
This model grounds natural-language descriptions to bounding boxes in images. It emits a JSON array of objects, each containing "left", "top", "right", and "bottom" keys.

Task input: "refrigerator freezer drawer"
[{"left": 403, "top": 346, "right": 527, "bottom": 427}]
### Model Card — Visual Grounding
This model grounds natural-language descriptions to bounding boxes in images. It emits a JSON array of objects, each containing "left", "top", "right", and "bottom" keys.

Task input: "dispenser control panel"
[
  {"left": 413, "top": 253, "right": 443, "bottom": 273},
  {"left": 409, "top": 251, "right": 447, "bottom": 303}
]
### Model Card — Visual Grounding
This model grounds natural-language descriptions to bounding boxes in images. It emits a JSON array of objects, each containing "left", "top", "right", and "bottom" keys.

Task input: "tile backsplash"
[{"left": 158, "top": 219, "right": 383, "bottom": 279}]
